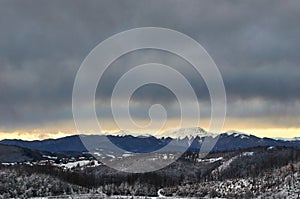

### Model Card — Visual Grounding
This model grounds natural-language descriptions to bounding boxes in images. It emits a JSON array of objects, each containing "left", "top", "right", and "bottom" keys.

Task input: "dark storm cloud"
[{"left": 0, "top": 0, "right": 300, "bottom": 129}]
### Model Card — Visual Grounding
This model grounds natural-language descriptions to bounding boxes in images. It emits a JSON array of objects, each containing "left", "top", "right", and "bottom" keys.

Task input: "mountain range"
[{"left": 0, "top": 128, "right": 299, "bottom": 156}]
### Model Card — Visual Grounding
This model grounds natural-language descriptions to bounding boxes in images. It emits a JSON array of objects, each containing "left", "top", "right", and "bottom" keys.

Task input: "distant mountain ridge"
[
  {"left": 274, "top": 137, "right": 300, "bottom": 141},
  {"left": 0, "top": 135, "right": 87, "bottom": 153},
  {"left": 0, "top": 144, "right": 64, "bottom": 163},
  {"left": 1, "top": 128, "right": 299, "bottom": 154}
]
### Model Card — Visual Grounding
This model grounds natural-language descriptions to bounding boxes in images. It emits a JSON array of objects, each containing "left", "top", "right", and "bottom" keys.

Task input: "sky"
[{"left": 0, "top": 0, "right": 300, "bottom": 140}]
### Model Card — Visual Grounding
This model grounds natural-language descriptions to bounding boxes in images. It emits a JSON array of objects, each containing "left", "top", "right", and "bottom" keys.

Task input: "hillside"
[
  {"left": 0, "top": 144, "right": 64, "bottom": 163},
  {"left": 0, "top": 146, "right": 299, "bottom": 198}
]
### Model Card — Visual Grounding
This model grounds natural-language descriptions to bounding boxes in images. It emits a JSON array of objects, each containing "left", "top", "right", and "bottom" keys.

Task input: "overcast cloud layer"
[{"left": 1, "top": 0, "right": 300, "bottom": 133}]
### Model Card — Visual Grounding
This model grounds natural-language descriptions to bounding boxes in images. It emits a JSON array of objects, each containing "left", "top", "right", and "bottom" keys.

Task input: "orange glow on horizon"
[
  {"left": 1, "top": 117, "right": 299, "bottom": 140},
  {"left": 0, "top": 126, "right": 299, "bottom": 141}
]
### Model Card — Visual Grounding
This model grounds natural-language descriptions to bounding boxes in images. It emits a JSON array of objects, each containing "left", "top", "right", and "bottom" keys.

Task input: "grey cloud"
[{"left": 0, "top": 0, "right": 300, "bottom": 129}]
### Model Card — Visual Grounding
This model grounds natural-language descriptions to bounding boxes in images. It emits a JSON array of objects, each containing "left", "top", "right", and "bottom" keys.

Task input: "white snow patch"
[
  {"left": 59, "top": 160, "right": 91, "bottom": 169},
  {"left": 42, "top": 155, "right": 57, "bottom": 159},
  {"left": 106, "top": 154, "right": 115, "bottom": 158},
  {"left": 242, "top": 152, "right": 254, "bottom": 156},
  {"left": 93, "top": 152, "right": 102, "bottom": 156},
  {"left": 122, "top": 153, "right": 133, "bottom": 157},
  {"left": 197, "top": 157, "right": 223, "bottom": 163}
]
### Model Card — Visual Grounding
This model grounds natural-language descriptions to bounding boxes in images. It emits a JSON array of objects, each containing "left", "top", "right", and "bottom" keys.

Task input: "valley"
[{"left": 0, "top": 133, "right": 299, "bottom": 198}]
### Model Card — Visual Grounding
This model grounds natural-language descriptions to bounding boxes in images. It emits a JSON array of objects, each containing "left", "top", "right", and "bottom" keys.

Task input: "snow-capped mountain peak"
[{"left": 163, "top": 127, "right": 218, "bottom": 139}]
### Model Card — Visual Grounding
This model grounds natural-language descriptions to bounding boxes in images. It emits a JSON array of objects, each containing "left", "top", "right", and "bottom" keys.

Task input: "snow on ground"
[
  {"left": 1, "top": 162, "right": 17, "bottom": 166},
  {"left": 197, "top": 157, "right": 223, "bottom": 163},
  {"left": 267, "top": 146, "right": 275, "bottom": 150},
  {"left": 42, "top": 155, "right": 57, "bottom": 159},
  {"left": 216, "top": 155, "right": 239, "bottom": 172},
  {"left": 59, "top": 160, "right": 90, "bottom": 169},
  {"left": 93, "top": 152, "right": 102, "bottom": 156},
  {"left": 106, "top": 154, "right": 116, "bottom": 159},
  {"left": 242, "top": 151, "right": 254, "bottom": 156},
  {"left": 164, "top": 162, "right": 300, "bottom": 198},
  {"left": 54, "top": 160, "right": 101, "bottom": 169},
  {"left": 30, "top": 195, "right": 196, "bottom": 199},
  {"left": 122, "top": 153, "right": 133, "bottom": 157}
]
